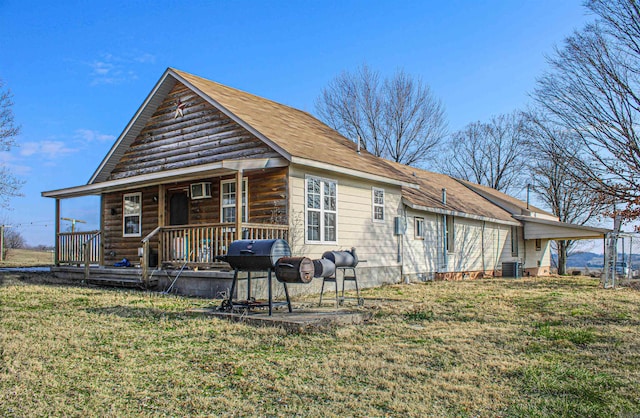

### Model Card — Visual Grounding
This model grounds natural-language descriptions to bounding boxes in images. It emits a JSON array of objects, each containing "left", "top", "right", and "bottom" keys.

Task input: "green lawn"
[{"left": 1, "top": 273, "right": 639, "bottom": 417}]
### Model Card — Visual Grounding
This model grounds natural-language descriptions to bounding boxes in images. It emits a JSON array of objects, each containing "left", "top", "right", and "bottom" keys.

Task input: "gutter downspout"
[
  {"left": 481, "top": 221, "right": 486, "bottom": 274},
  {"left": 442, "top": 188, "right": 448, "bottom": 272}
]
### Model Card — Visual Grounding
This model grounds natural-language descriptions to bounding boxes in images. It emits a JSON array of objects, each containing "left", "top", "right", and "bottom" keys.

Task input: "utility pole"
[
  {"left": 60, "top": 217, "right": 87, "bottom": 233},
  {"left": 0, "top": 225, "right": 12, "bottom": 262}
]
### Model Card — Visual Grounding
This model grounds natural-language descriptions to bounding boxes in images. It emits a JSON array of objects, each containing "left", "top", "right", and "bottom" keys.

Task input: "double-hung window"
[
  {"left": 372, "top": 187, "right": 385, "bottom": 222},
  {"left": 123, "top": 192, "right": 142, "bottom": 237},
  {"left": 306, "top": 176, "right": 337, "bottom": 243},
  {"left": 221, "top": 178, "right": 248, "bottom": 223},
  {"left": 511, "top": 226, "right": 519, "bottom": 257}
]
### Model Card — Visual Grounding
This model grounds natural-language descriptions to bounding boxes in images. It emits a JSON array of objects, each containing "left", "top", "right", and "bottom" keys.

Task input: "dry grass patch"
[
  {"left": 1, "top": 273, "right": 639, "bottom": 417},
  {"left": 0, "top": 248, "right": 53, "bottom": 267}
]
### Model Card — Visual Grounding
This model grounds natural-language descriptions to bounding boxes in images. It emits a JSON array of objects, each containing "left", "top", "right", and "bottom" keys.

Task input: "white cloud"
[
  {"left": 87, "top": 51, "right": 156, "bottom": 85},
  {"left": 0, "top": 152, "right": 31, "bottom": 175},
  {"left": 19, "top": 141, "right": 77, "bottom": 159},
  {"left": 75, "top": 129, "right": 115, "bottom": 142},
  {"left": 134, "top": 53, "right": 156, "bottom": 64}
]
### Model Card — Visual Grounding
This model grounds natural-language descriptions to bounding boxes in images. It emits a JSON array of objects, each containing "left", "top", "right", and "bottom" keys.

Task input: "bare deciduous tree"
[
  {"left": 523, "top": 112, "right": 607, "bottom": 274},
  {"left": 533, "top": 0, "right": 640, "bottom": 221},
  {"left": 4, "top": 228, "right": 25, "bottom": 249},
  {"left": 439, "top": 111, "right": 526, "bottom": 194},
  {"left": 315, "top": 65, "right": 447, "bottom": 167},
  {"left": 0, "top": 79, "right": 22, "bottom": 207}
]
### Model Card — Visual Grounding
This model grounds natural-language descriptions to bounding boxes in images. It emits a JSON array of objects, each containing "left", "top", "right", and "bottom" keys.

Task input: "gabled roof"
[
  {"left": 90, "top": 68, "right": 412, "bottom": 185},
  {"left": 387, "top": 161, "right": 519, "bottom": 225},
  {"left": 457, "top": 179, "right": 554, "bottom": 218},
  {"left": 65, "top": 68, "right": 582, "bottom": 230}
]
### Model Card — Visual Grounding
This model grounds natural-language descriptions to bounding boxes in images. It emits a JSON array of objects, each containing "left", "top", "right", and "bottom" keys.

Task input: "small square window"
[{"left": 535, "top": 239, "right": 542, "bottom": 251}]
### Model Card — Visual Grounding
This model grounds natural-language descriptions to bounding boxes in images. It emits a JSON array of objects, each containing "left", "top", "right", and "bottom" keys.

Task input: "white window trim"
[
  {"left": 372, "top": 187, "right": 385, "bottom": 223},
  {"left": 415, "top": 216, "right": 425, "bottom": 240},
  {"left": 446, "top": 215, "right": 455, "bottom": 253},
  {"left": 304, "top": 174, "right": 338, "bottom": 244},
  {"left": 123, "top": 192, "right": 142, "bottom": 237},
  {"left": 220, "top": 178, "right": 248, "bottom": 223}
]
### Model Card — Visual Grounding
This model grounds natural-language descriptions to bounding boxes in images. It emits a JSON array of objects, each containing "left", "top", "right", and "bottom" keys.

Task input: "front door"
[{"left": 169, "top": 191, "right": 189, "bottom": 226}]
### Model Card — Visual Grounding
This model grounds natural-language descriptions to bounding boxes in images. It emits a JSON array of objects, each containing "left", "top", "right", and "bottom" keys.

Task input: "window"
[
  {"left": 535, "top": 238, "right": 542, "bottom": 251},
  {"left": 415, "top": 217, "right": 424, "bottom": 239},
  {"left": 306, "top": 176, "right": 337, "bottom": 243},
  {"left": 123, "top": 193, "right": 142, "bottom": 237},
  {"left": 221, "top": 178, "right": 248, "bottom": 223},
  {"left": 372, "top": 187, "right": 385, "bottom": 222},
  {"left": 445, "top": 215, "right": 455, "bottom": 253},
  {"left": 511, "top": 226, "right": 519, "bottom": 257},
  {"left": 190, "top": 182, "right": 212, "bottom": 199}
]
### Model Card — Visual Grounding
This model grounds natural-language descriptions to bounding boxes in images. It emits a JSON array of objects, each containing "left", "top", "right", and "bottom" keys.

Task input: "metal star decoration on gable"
[{"left": 174, "top": 98, "right": 186, "bottom": 118}]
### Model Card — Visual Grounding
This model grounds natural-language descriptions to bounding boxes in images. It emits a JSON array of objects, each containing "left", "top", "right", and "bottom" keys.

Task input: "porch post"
[
  {"left": 99, "top": 195, "right": 105, "bottom": 266},
  {"left": 158, "top": 184, "right": 166, "bottom": 267},
  {"left": 54, "top": 198, "right": 60, "bottom": 266},
  {"left": 235, "top": 169, "right": 243, "bottom": 240}
]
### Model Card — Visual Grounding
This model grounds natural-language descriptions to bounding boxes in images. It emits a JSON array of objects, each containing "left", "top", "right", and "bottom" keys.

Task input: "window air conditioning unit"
[{"left": 190, "top": 182, "right": 212, "bottom": 200}]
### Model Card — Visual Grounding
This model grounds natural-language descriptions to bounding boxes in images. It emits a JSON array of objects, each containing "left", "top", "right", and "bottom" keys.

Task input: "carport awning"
[{"left": 514, "top": 216, "right": 610, "bottom": 240}]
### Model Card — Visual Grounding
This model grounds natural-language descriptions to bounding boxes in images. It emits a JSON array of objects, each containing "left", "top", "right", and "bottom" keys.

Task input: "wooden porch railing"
[
  {"left": 159, "top": 223, "right": 289, "bottom": 264},
  {"left": 57, "top": 230, "right": 101, "bottom": 265},
  {"left": 141, "top": 223, "right": 289, "bottom": 283},
  {"left": 83, "top": 231, "right": 102, "bottom": 280}
]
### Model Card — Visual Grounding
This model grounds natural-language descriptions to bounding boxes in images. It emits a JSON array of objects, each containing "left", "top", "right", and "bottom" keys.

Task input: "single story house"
[{"left": 42, "top": 68, "right": 609, "bottom": 297}]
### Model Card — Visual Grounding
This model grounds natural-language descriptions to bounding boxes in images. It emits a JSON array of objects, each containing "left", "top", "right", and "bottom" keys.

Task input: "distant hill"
[{"left": 558, "top": 252, "right": 640, "bottom": 269}]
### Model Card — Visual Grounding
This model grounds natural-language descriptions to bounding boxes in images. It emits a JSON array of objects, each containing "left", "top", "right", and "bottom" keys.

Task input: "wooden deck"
[{"left": 51, "top": 265, "right": 235, "bottom": 298}]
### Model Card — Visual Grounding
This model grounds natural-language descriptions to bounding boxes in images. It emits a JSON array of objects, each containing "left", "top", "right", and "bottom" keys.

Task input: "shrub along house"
[{"left": 42, "top": 68, "right": 609, "bottom": 297}]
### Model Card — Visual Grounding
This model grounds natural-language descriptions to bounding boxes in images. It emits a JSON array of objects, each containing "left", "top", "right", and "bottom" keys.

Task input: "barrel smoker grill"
[
  {"left": 319, "top": 248, "right": 365, "bottom": 306},
  {"left": 220, "top": 239, "right": 293, "bottom": 316}
]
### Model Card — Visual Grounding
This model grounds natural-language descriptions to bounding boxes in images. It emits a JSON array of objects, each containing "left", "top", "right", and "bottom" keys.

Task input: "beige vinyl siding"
[
  {"left": 523, "top": 238, "right": 551, "bottom": 270},
  {"left": 403, "top": 212, "right": 515, "bottom": 278},
  {"left": 403, "top": 210, "right": 441, "bottom": 276},
  {"left": 502, "top": 225, "right": 524, "bottom": 264},
  {"left": 289, "top": 165, "right": 402, "bottom": 281}
]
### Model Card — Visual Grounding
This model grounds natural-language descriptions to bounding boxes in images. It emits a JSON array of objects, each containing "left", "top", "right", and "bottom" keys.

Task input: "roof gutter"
[
  {"left": 402, "top": 198, "right": 521, "bottom": 226},
  {"left": 291, "top": 157, "right": 419, "bottom": 188}
]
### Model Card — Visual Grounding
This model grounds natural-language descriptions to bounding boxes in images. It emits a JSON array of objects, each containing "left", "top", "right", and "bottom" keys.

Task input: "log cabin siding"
[
  {"left": 101, "top": 168, "right": 288, "bottom": 266},
  {"left": 108, "top": 82, "right": 280, "bottom": 180},
  {"left": 102, "top": 186, "right": 159, "bottom": 266},
  {"left": 169, "top": 167, "right": 288, "bottom": 225}
]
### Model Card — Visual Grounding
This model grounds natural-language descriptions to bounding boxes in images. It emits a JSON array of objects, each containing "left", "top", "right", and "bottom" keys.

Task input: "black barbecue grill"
[{"left": 218, "top": 239, "right": 293, "bottom": 315}]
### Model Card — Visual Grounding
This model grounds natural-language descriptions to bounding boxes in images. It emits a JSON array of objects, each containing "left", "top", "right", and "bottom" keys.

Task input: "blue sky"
[{"left": 0, "top": 0, "right": 593, "bottom": 246}]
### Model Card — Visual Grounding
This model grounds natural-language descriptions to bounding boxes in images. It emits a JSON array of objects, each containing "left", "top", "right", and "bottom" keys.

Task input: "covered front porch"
[{"left": 43, "top": 158, "right": 291, "bottom": 290}]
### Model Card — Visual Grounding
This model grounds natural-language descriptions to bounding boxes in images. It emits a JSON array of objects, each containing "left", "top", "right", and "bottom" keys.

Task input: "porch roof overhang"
[
  {"left": 402, "top": 198, "right": 522, "bottom": 226},
  {"left": 513, "top": 215, "right": 610, "bottom": 240},
  {"left": 42, "top": 157, "right": 288, "bottom": 199}
]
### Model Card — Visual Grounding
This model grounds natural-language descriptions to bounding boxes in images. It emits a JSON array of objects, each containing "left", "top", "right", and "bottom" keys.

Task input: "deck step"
[{"left": 85, "top": 276, "right": 158, "bottom": 288}]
